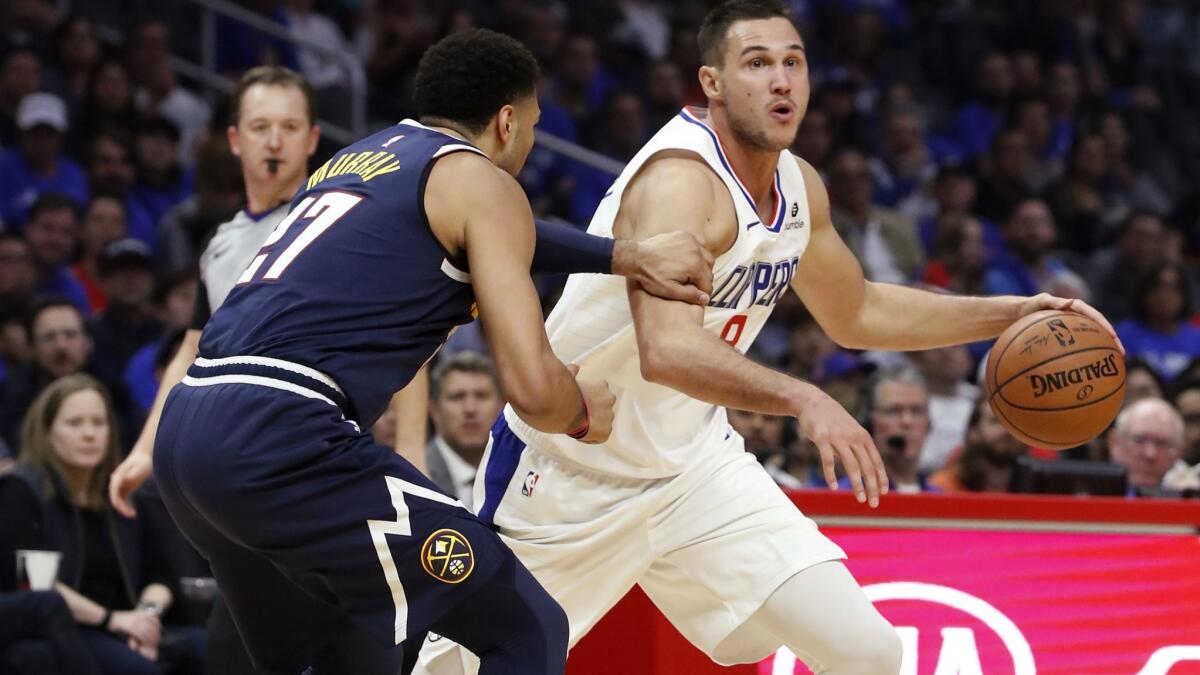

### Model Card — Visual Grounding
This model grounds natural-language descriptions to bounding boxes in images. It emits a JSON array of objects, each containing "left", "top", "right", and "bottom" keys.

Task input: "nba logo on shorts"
[{"left": 521, "top": 471, "right": 539, "bottom": 497}]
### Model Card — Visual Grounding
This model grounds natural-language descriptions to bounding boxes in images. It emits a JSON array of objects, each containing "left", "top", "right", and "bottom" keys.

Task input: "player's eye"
[{"left": 750, "top": 58, "right": 764, "bottom": 68}]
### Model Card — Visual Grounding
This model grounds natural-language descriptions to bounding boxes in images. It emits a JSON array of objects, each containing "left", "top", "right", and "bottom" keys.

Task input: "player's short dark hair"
[
  {"left": 230, "top": 66, "right": 316, "bottom": 126},
  {"left": 698, "top": 0, "right": 792, "bottom": 67},
  {"left": 414, "top": 29, "right": 538, "bottom": 135},
  {"left": 430, "top": 351, "right": 499, "bottom": 401}
]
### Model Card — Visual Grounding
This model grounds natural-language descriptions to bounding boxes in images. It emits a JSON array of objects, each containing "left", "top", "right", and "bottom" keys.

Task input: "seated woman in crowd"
[
  {"left": 930, "top": 394, "right": 1030, "bottom": 493},
  {"left": 0, "top": 375, "right": 205, "bottom": 675},
  {"left": 1116, "top": 261, "right": 1200, "bottom": 383}
]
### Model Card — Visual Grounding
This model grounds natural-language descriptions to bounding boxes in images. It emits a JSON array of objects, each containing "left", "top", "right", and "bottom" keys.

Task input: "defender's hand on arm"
[{"left": 612, "top": 232, "right": 714, "bottom": 305}]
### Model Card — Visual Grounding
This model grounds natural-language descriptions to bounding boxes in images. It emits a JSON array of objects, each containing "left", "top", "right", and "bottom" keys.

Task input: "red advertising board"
[{"left": 567, "top": 492, "right": 1200, "bottom": 675}]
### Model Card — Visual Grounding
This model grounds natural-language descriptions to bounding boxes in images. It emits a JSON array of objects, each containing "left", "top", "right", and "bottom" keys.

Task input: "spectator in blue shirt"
[
  {"left": 127, "top": 116, "right": 193, "bottom": 249},
  {"left": 0, "top": 92, "right": 88, "bottom": 229},
  {"left": 1116, "top": 261, "right": 1200, "bottom": 383},
  {"left": 21, "top": 194, "right": 89, "bottom": 315},
  {"left": 85, "top": 132, "right": 155, "bottom": 248},
  {"left": 984, "top": 198, "right": 1069, "bottom": 297},
  {"left": 868, "top": 103, "right": 936, "bottom": 209},
  {"left": 950, "top": 52, "right": 1014, "bottom": 160}
]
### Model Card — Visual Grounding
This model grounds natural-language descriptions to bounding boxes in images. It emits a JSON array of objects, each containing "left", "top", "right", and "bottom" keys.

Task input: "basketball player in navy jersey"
[{"left": 149, "top": 30, "right": 696, "bottom": 675}]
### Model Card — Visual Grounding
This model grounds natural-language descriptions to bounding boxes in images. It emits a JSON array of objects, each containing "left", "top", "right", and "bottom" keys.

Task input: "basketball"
[{"left": 985, "top": 310, "right": 1126, "bottom": 449}]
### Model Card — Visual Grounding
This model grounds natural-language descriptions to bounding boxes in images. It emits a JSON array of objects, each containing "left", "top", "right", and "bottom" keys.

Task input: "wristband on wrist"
[
  {"left": 137, "top": 601, "right": 163, "bottom": 617},
  {"left": 99, "top": 607, "right": 112, "bottom": 630},
  {"left": 566, "top": 395, "right": 590, "bottom": 440}
]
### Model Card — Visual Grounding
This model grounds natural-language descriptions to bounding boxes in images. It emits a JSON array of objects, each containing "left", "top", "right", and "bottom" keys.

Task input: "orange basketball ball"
[{"left": 985, "top": 310, "right": 1125, "bottom": 450}]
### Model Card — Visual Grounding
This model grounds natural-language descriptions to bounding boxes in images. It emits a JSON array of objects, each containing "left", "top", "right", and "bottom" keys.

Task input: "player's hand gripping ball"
[{"left": 985, "top": 310, "right": 1125, "bottom": 449}]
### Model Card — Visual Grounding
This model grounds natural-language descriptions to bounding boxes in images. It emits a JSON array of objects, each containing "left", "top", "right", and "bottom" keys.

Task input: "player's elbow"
[{"left": 638, "top": 338, "right": 680, "bottom": 387}]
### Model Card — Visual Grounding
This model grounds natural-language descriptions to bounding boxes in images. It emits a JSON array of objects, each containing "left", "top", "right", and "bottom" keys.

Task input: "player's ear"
[
  {"left": 497, "top": 104, "right": 516, "bottom": 144},
  {"left": 699, "top": 65, "right": 721, "bottom": 101}
]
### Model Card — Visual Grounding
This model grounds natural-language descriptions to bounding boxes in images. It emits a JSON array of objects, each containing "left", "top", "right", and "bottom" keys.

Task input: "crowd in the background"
[
  {"left": 4, "top": 1, "right": 1200, "bottom": 498},
  {"left": 0, "top": 0, "right": 1199, "bottom": 672}
]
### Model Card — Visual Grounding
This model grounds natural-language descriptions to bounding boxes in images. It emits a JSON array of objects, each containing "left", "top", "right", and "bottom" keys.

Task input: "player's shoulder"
[
  {"left": 426, "top": 149, "right": 523, "bottom": 202},
  {"left": 627, "top": 149, "right": 725, "bottom": 205}
]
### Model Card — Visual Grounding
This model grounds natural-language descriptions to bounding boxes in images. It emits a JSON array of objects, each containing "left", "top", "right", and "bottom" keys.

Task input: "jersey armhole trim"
[{"left": 418, "top": 146, "right": 485, "bottom": 271}]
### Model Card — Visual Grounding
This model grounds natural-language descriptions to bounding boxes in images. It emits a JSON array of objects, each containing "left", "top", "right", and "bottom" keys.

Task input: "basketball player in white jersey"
[{"left": 417, "top": 2, "right": 1119, "bottom": 673}]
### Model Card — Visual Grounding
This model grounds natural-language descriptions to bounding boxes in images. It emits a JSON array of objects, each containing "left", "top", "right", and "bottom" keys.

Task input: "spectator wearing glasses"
[{"left": 1106, "top": 397, "right": 1186, "bottom": 494}]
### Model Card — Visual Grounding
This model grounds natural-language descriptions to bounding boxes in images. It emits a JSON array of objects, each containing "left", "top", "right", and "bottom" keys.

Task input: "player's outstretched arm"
[
  {"left": 109, "top": 328, "right": 201, "bottom": 517},
  {"left": 619, "top": 154, "right": 886, "bottom": 506},
  {"left": 425, "top": 153, "right": 613, "bottom": 442},
  {"left": 531, "top": 219, "right": 714, "bottom": 305},
  {"left": 789, "top": 156, "right": 1122, "bottom": 352}
]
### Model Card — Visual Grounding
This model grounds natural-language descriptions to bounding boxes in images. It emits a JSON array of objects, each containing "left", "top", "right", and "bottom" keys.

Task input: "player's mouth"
[{"left": 768, "top": 101, "right": 795, "bottom": 123}]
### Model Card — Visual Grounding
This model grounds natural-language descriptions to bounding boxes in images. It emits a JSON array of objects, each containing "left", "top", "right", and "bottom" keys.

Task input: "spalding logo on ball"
[{"left": 986, "top": 310, "right": 1125, "bottom": 449}]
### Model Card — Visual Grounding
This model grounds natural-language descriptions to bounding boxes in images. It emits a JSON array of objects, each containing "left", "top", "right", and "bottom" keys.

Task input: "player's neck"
[
  {"left": 708, "top": 110, "right": 780, "bottom": 218},
  {"left": 245, "top": 176, "right": 304, "bottom": 215}
]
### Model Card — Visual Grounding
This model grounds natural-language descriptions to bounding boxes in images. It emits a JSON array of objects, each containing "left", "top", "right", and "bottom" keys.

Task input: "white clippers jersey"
[
  {"left": 199, "top": 206, "right": 287, "bottom": 309},
  {"left": 504, "top": 107, "right": 812, "bottom": 479}
]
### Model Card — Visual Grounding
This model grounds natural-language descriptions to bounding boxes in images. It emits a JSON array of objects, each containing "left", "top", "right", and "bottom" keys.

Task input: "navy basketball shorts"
[{"left": 153, "top": 360, "right": 547, "bottom": 674}]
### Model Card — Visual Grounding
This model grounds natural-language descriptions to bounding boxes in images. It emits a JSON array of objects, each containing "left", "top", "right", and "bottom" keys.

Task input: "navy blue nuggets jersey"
[{"left": 200, "top": 121, "right": 482, "bottom": 425}]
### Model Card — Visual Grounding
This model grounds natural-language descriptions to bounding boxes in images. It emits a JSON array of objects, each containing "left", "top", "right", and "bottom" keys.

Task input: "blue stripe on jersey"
[
  {"left": 677, "top": 108, "right": 785, "bottom": 229},
  {"left": 477, "top": 414, "right": 527, "bottom": 526}
]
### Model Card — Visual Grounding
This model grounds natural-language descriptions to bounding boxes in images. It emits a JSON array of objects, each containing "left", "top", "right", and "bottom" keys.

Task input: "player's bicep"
[
  {"left": 790, "top": 157, "right": 867, "bottom": 343},
  {"left": 619, "top": 158, "right": 726, "bottom": 361}
]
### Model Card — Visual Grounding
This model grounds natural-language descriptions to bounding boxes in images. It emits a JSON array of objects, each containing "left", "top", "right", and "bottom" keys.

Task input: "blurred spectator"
[
  {"left": 1047, "top": 131, "right": 1122, "bottom": 252},
  {"left": 568, "top": 90, "right": 645, "bottom": 224},
  {"left": 611, "top": 0, "right": 670, "bottom": 61},
  {"left": 1087, "top": 211, "right": 1169, "bottom": 322},
  {"left": 553, "top": 35, "right": 616, "bottom": 128},
  {"left": 71, "top": 60, "right": 136, "bottom": 156},
  {"left": 1012, "top": 96, "right": 1065, "bottom": 180},
  {"left": 829, "top": 148, "right": 923, "bottom": 284},
  {"left": 868, "top": 104, "right": 935, "bottom": 209},
  {"left": 983, "top": 198, "right": 1068, "bottom": 296},
  {"left": 128, "top": 116, "right": 194, "bottom": 247},
  {"left": 133, "top": 61, "right": 210, "bottom": 164},
  {"left": 22, "top": 193, "right": 89, "bottom": 314},
  {"left": 87, "top": 239, "right": 162, "bottom": 376},
  {"left": 950, "top": 51, "right": 1014, "bottom": 160},
  {"left": 1172, "top": 378, "right": 1200, "bottom": 467},
  {"left": 0, "top": 591, "right": 101, "bottom": 675},
  {"left": 0, "top": 92, "right": 88, "bottom": 228},
  {"left": 73, "top": 195, "right": 128, "bottom": 314},
  {"left": 912, "top": 164, "right": 990, "bottom": 253},
  {"left": 212, "top": 2, "right": 299, "bottom": 77},
  {"left": 124, "top": 271, "right": 195, "bottom": 413},
  {"left": 1115, "top": 261, "right": 1200, "bottom": 382},
  {"left": 643, "top": 60, "right": 685, "bottom": 131},
  {"left": 45, "top": 16, "right": 102, "bottom": 110},
  {"left": 1095, "top": 109, "right": 1171, "bottom": 231},
  {"left": 910, "top": 345, "right": 978, "bottom": 475},
  {"left": 157, "top": 135, "right": 244, "bottom": 275},
  {"left": 974, "top": 128, "right": 1046, "bottom": 223},
  {"left": 0, "top": 293, "right": 32, "bottom": 384},
  {"left": 1010, "top": 51, "right": 1044, "bottom": 100},
  {"left": 859, "top": 367, "right": 933, "bottom": 493},
  {"left": 0, "top": 46, "right": 42, "bottom": 147},
  {"left": 791, "top": 107, "right": 834, "bottom": 172},
  {"left": 1107, "top": 397, "right": 1185, "bottom": 493},
  {"left": 730, "top": 408, "right": 820, "bottom": 489},
  {"left": 0, "top": 297, "right": 141, "bottom": 452},
  {"left": 1124, "top": 357, "right": 1167, "bottom": 407},
  {"left": 0, "top": 298, "right": 91, "bottom": 448},
  {"left": 1045, "top": 61, "right": 1082, "bottom": 151},
  {"left": 86, "top": 132, "right": 155, "bottom": 247},
  {"left": 0, "top": 233, "right": 36, "bottom": 302},
  {"left": 282, "top": 0, "right": 352, "bottom": 117},
  {"left": 929, "top": 394, "right": 1029, "bottom": 493},
  {"left": 524, "top": 3, "right": 566, "bottom": 64},
  {"left": 424, "top": 352, "right": 503, "bottom": 509},
  {"left": 362, "top": 0, "right": 435, "bottom": 123},
  {"left": 0, "top": 0, "right": 59, "bottom": 49},
  {"left": 921, "top": 214, "right": 987, "bottom": 295},
  {"left": 0, "top": 374, "right": 206, "bottom": 674}
]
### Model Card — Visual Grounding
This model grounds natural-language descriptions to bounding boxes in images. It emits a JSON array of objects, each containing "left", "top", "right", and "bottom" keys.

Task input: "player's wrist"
[
  {"left": 610, "top": 240, "right": 638, "bottom": 278},
  {"left": 788, "top": 381, "right": 822, "bottom": 418},
  {"left": 566, "top": 394, "right": 591, "bottom": 440}
]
